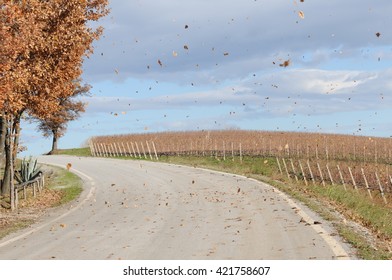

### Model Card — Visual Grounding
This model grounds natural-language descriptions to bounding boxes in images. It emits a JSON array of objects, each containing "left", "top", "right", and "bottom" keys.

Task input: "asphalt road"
[{"left": 0, "top": 156, "right": 354, "bottom": 260}]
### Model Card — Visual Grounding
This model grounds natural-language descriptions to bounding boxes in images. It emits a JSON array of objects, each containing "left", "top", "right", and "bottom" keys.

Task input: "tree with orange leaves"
[
  {"left": 0, "top": 0, "right": 109, "bottom": 209},
  {"left": 34, "top": 80, "right": 91, "bottom": 155}
]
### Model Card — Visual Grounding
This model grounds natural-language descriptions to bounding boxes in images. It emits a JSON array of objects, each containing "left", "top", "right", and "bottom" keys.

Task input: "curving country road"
[{"left": 0, "top": 156, "right": 354, "bottom": 260}]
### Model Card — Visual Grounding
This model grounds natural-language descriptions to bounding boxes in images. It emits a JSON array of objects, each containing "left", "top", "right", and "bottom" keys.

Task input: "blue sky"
[{"left": 21, "top": 0, "right": 392, "bottom": 155}]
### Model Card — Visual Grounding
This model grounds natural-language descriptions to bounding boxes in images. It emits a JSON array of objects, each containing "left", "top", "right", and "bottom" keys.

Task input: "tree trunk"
[
  {"left": 1, "top": 118, "right": 12, "bottom": 197},
  {"left": 0, "top": 115, "right": 6, "bottom": 168},
  {"left": 12, "top": 114, "right": 21, "bottom": 166},
  {"left": 49, "top": 129, "right": 59, "bottom": 155},
  {"left": 1, "top": 116, "right": 16, "bottom": 211}
]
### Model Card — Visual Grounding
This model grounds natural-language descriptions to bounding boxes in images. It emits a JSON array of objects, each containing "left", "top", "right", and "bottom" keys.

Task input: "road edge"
[{"left": 0, "top": 162, "right": 96, "bottom": 249}]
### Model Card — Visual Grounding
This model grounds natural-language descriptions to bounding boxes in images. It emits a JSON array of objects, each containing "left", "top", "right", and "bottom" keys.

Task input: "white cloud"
[
  {"left": 84, "top": 0, "right": 392, "bottom": 85},
  {"left": 85, "top": 67, "right": 392, "bottom": 120}
]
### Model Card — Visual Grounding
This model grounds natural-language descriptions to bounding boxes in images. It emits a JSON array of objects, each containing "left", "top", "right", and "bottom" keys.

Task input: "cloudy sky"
[{"left": 22, "top": 0, "right": 392, "bottom": 155}]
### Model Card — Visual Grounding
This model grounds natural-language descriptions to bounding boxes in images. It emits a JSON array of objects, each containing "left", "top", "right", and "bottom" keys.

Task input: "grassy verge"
[
  {"left": 55, "top": 147, "right": 91, "bottom": 157},
  {"left": 0, "top": 220, "right": 33, "bottom": 240},
  {"left": 46, "top": 165, "right": 83, "bottom": 206},
  {"left": 53, "top": 149, "right": 392, "bottom": 259}
]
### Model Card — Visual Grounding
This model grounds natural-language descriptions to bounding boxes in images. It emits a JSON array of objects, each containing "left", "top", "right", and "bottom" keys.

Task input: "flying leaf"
[
  {"left": 279, "top": 59, "right": 291, "bottom": 67},
  {"left": 298, "top": 11, "right": 305, "bottom": 19}
]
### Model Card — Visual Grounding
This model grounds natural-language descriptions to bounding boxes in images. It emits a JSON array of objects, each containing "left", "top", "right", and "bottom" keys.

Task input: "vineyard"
[{"left": 88, "top": 130, "right": 392, "bottom": 203}]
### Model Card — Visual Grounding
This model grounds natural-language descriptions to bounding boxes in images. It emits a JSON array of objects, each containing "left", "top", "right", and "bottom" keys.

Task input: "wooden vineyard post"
[
  {"left": 326, "top": 164, "right": 334, "bottom": 186},
  {"left": 348, "top": 167, "right": 358, "bottom": 192},
  {"left": 33, "top": 182, "right": 36, "bottom": 197},
  {"left": 152, "top": 141, "right": 159, "bottom": 160},
  {"left": 389, "top": 175, "right": 392, "bottom": 196},
  {"left": 104, "top": 144, "right": 109, "bottom": 157},
  {"left": 317, "top": 162, "right": 326, "bottom": 187},
  {"left": 112, "top": 143, "right": 118, "bottom": 157},
  {"left": 326, "top": 145, "right": 329, "bottom": 161},
  {"left": 100, "top": 144, "right": 104, "bottom": 156},
  {"left": 96, "top": 143, "right": 101, "bottom": 157},
  {"left": 307, "top": 160, "right": 315, "bottom": 186},
  {"left": 14, "top": 188, "right": 18, "bottom": 210},
  {"left": 239, "top": 143, "right": 243, "bottom": 163},
  {"left": 99, "top": 144, "right": 104, "bottom": 157},
  {"left": 37, "top": 181, "right": 41, "bottom": 194},
  {"left": 121, "top": 142, "right": 127, "bottom": 157},
  {"left": 89, "top": 140, "right": 96, "bottom": 157},
  {"left": 361, "top": 168, "right": 373, "bottom": 199},
  {"left": 375, "top": 172, "right": 388, "bottom": 204},
  {"left": 102, "top": 144, "right": 108, "bottom": 157},
  {"left": 115, "top": 143, "right": 121, "bottom": 156},
  {"left": 298, "top": 160, "right": 308, "bottom": 186},
  {"left": 97, "top": 144, "right": 101, "bottom": 157},
  {"left": 135, "top": 142, "right": 141, "bottom": 158},
  {"left": 92, "top": 143, "right": 98, "bottom": 157},
  {"left": 282, "top": 158, "right": 290, "bottom": 179},
  {"left": 223, "top": 141, "right": 226, "bottom": 161},
  {"left": 337, "top": 165, "right": 347, "bottom": 190},
  {"left": 306, "top": 143, "right": 309, "bottom": 159},
  {"left": 119, "top": 143, "right": 124, "bottom": 156},
  {"left": 146, "top": 141, "right": 153, "bottom": 160},
  {"left": 276, "top": 158, "right": 283, "bottom": 175},
  {"left": 231, "top": 142, "right": 234, "bottom": 162},
  {"left": 111, "top": 143, "right": 116, "bottom": 157},
  {"left": 106, "top": 144, "right": 111, "bottom": 157},
  {"left": 131, "top": 142, "right": 138, "bottom": 158},
  {"left": 126, "top": 142, "right": 133, "bottom": 157},
  {"left": 107, "top": 144, "right": 113, "bottom": 157},
  {"left": 290, "top": 159, "right": 299, "bottom": 182},
  {"left": 363, "top": 146, "right": 366, "bottom": 163},
  {"left": 116, "top": 143, "right": 121, "bottom": 156},
  {"left": 140, "top": 142, "right": 147, "bottom": 159},
  {"left": 93, "top": 144, "right": 102, "bottom": 157},
  {"left": 101, "top": 144, "right": 108, "bottom": 157},
  {"left": 269, "top": 139, "right": 272, "bottom": 156}
]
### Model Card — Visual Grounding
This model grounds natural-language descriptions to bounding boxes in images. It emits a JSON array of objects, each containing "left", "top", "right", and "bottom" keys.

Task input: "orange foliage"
[{"left": 0, "top": 0, "right": 109, "bottom": 118}]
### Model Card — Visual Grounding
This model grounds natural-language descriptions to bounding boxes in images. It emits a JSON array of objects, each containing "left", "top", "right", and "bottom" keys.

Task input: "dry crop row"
[
  {"left": 277, "top": 158, "right": 391, "bottom": 202},
  {"left": 89, "top": 130, "right": 392, "bottom": 163},
  {"left": 88, "top": 130, "right": 392, "bottom": 199}
]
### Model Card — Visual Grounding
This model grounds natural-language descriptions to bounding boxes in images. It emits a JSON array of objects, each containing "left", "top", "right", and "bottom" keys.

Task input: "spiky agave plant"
[{"left": 15, "top": 157, "right": 41, "bottom": 184}]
